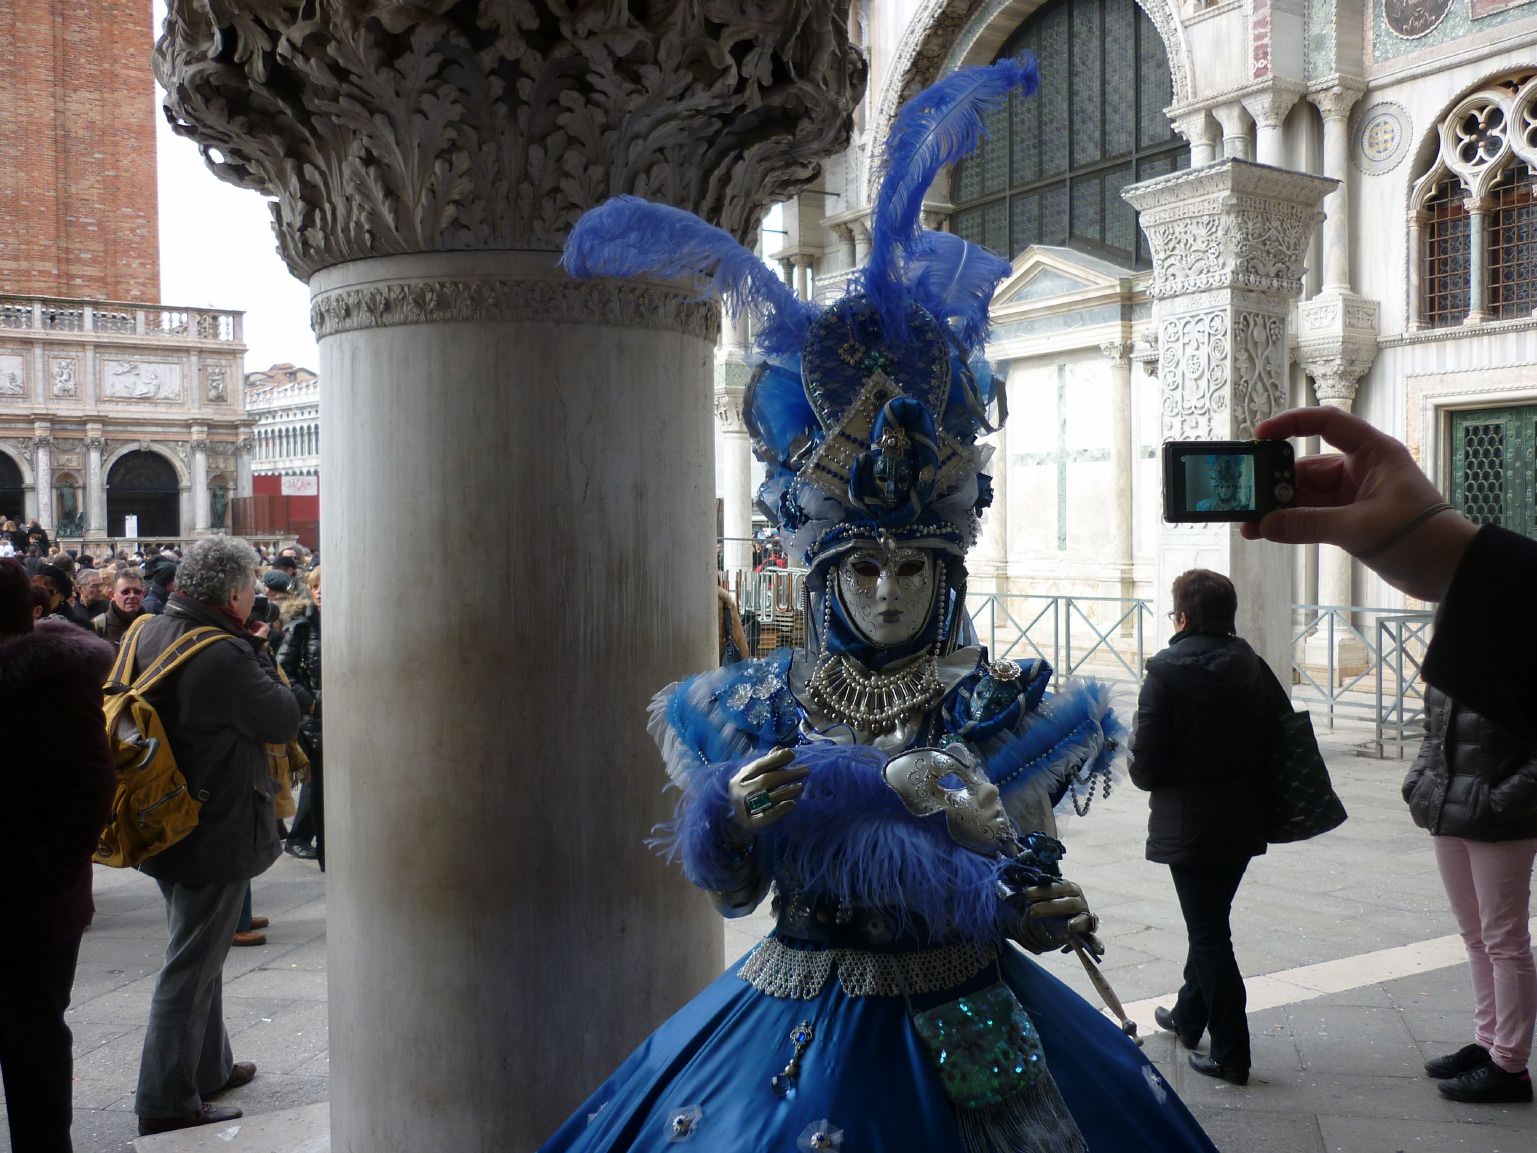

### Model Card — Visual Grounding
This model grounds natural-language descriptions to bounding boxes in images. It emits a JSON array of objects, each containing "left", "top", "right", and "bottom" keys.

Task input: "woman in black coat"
[
  {"left": 1129, "top": 569, "right": 1282, "bottom": 1087},
  {"left": 279, "top": 568, "right": 324, "bottom": 868},
  {"left": 1402, "top": 687, "right": 1537, "bottom": 1103}
]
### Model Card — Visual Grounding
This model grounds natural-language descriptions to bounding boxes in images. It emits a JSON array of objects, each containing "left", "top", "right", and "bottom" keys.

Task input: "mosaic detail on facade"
[
  {"left": 1374, "top": 0, "right": 1537, "bottom": 61},
  {"left": 1354, "top": 102, "right": 1412, "bottom": 174}
]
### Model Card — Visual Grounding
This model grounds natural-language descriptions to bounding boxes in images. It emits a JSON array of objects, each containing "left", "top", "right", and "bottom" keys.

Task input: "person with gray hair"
[{"left": 127, "top": 535, "right": 302, "bottom": 1137}]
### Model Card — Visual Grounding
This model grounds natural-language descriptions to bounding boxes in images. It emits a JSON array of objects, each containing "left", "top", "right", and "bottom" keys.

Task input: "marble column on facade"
[
  {"left": 852, "top": 217, "right": 872, "bottom": 265},
  {"left": 1242, "top": 87, "right": 1302, "bottom": 169},
  {"left": 158, "top": 8, "right": 863, "bottom": 1150},
  {"left": 1099, "top": 340, "right": 1137, "bottom": 605},
  {"left": 235, "top": 427, "right": 255, "bottom": 500},
  {"left": 1210, "top": 103, "right": 1253, "bottom": 162},
  {"left": 1310, "top": 83, "right": 1364, "bottom": 293},
  {"left": 190, "top": 425, "right": 211, "bottom": 533},
  {"left": 716, "top": 307, "right": 755, "bottom": 576},
  {"left": 1173, "top": 110, "right": 1220, "bottom": 167},
  {"left": 1124, "top": 161, "right": 1334, "bottom": 682},
  {"left": 84, "top": 424, "right": 106, "bottom": 540},
  {"left": 33, "top": 422, "right": 53, "bottom": 534}
]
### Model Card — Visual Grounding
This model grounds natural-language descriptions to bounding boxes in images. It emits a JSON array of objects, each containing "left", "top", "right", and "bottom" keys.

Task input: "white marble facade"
[
  {"left": 0, "top": 297, "right": 251, "bottom": 541},
  {"left": 246, "top": 363, "right": 321, "bottom": 480},
  {"left": 716, "top": 0, "right": 1537, "bottom": 619}
]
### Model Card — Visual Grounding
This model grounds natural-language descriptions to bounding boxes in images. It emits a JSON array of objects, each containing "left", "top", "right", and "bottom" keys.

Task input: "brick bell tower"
[{"left": 0, "top": 0, "right": 160, "bottom": 301}]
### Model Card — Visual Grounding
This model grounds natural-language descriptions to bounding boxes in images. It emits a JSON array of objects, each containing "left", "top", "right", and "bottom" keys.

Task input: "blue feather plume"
[
  {"left": 563, "top": 196, "right": 820, "bottom": 357},
  {"left": 906, "top": 230, "right": 1013, "bottom": 351},
  {"left": 860, "top": 55, "right": 1039, "bottom": 347}
]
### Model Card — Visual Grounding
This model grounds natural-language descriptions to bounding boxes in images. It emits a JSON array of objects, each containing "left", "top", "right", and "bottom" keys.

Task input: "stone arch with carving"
[
  {"left": 869, "top": 0, "right": 1191, "bottom": 190},
  {"left": 102, "top": 443, "right": 191, "bottom": 490},
  {"left": 0, "top": 442, "right": 35, "bottom": 488}
]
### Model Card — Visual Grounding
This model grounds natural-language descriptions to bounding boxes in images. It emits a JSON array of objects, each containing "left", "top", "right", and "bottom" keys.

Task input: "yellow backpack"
[{"left": 95, "top": 616, "right": 241, "bottom": 868}]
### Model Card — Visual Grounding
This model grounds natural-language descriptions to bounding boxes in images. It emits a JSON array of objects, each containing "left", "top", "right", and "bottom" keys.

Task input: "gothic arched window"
[
  {"left": 1412, "top": 72, "right": 1537, "bottom": 328},
  {"left": 949, "top": 0, "right": 1186, "bottom": 267}
]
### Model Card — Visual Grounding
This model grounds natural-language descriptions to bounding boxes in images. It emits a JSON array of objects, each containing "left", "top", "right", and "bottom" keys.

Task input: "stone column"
[
  {"left": 1173, "top": 110, "right": 1220, "bottom": 167},
  {"left": 1466, "top": 200, "right": 1490, "bottom": 323},
  {"left": 1211, "top": 103, "right": 1253, "bottom": 162},
  {"left": 1242, "top": 88, "right": 1302, "bottom": 169},
  {"left": 852, "top": 217, "right": 872, "bottom": 265},
  {"left": 235, "top": 427, "right": 254, "bottom": 499},
  {"left": 1309, "top": 84, "right": 1363, "bottom": 293},
  {"left": 84, "top": 426, "right": 106, "bottom": 540},
  {"left": 33, "top": 422, "right": 53, "bottom": 534},
  {"left": 716, "top": 308, "right": 755, "bottom": 576},
  {"left": 158, "top": 7, "right": 863, "bottom": 1151},
  {"left": 1100, "top": 340, "right": 1137, "bottom": 603},
  {"left": 1124, "top": 161, "right": 1335, "bottom": 682},
  {"left": 190, "top": 426, "right": 211, "bottom": 533}
]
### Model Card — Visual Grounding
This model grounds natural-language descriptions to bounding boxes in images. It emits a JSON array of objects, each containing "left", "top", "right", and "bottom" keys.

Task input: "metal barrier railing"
[{"left": 716, "top": 577, "right": 1434, "bottom": 757}]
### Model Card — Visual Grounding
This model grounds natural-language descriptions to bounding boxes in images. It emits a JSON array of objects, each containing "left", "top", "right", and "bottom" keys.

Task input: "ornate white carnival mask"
[
  {"left": 833, "top": 545, "right": 936, "bottom": 648},
  {"left": 883, "top": 745, "right": 1012, "bottom": 854}
]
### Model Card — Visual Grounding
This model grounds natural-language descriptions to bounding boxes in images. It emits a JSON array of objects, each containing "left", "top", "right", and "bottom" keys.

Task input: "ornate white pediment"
[{"left": 990, "top": 246, "right": 1139, "bottom": 311}]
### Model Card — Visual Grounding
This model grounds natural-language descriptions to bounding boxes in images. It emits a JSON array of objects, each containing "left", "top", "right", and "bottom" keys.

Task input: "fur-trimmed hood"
[{"left": 0, "top": 619, "right": 114, "bottom": 698}]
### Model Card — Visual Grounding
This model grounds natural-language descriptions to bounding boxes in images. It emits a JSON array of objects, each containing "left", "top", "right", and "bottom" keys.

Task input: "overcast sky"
[{"left": 152, "top": 2, "right": 318, "bottom": 376}]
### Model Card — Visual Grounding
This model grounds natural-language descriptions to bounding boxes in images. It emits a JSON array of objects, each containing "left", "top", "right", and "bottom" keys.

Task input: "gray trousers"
[{"left": 135, "top": 878, "right": 246, "bottom": 1118}]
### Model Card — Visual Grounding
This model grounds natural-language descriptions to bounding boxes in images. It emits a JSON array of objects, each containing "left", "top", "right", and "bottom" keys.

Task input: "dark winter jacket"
[
  {"left": 277, "top": 603, "right": 322, "bottom": 754},
  {"left": 131, "top": 593, "right": 301, "bottom": 885},
  {"left": 1402, "top": 686, "right": 1537, "bottom": 841},
  {"left": 92, "top": 602, "right": 145, "bottom": 648},
  {"left": 1128, "top": 632, "right": 1282, "bottom": 864},
  {"left": 0, "top": 619, "right": 116, "bottom": 944}
]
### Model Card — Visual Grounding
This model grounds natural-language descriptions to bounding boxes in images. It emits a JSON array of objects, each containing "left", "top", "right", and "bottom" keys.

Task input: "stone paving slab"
[{"left": 7, "top": 716, "right": 1536, "bottom": 1153}]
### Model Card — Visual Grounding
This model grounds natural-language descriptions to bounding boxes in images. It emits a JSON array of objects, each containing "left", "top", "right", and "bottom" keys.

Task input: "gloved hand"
[
  {"left": 726, "top": 747, "right": 809, "bottom": 841},
  {"left": 1010, "top": 879, "right": 1103, "bottom": 958}
]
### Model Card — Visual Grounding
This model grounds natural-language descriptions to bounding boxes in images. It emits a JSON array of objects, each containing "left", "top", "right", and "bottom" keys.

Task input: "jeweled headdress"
[{"left": 564, "top": 56, "right": 1038, "bottom": 575}]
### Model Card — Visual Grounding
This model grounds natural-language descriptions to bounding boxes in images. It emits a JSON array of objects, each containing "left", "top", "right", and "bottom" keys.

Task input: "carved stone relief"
[
  {"left": 51, "top": 358, "right": 77, "bottom": 397},
  {"left": 157, "top": 2, "right": 866, "bottom": 277},
  {"left": 0, "top": 353, "right": 23, "bottom": 396},
  {"left": 1232, "top": 310, "right": 1287, "bottom": 438},
  {"left": 1159, "top": 311, "right": 1229, "bottom": 440},
  {"left": 310, "top": 278, "right": 719, "bottom": 343},
  {"left": 206, "top": 364, "right": 229, "bottom": 402},
  {"left": 102, "top": 359, "right": 183, "bottom": 401}
]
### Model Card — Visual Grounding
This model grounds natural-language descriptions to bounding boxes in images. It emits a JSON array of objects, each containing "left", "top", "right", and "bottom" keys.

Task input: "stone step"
[{"left": 134, "top": 1102, "right": 329, "bottom": 1153}]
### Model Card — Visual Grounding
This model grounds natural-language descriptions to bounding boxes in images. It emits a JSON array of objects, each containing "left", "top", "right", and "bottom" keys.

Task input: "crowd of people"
[{"left": 0, "top": 531, "right": 325, "bottom": 1147}]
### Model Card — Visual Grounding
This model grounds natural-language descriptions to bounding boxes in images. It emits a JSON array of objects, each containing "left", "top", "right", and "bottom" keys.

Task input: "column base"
[{"left": 1300, "top": 630, "right": 1371, "bottom": 686}]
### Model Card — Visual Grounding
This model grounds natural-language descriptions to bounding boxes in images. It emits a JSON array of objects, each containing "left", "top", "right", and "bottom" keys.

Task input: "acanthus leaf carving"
[{"left": 157, "top": 1, "right": 867, "bottom": 279}]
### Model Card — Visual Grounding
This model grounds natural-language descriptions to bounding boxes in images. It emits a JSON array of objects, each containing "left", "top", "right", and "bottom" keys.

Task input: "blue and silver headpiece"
[{"left": 564, "top": 56, "right": 1039, "bottom": 575}]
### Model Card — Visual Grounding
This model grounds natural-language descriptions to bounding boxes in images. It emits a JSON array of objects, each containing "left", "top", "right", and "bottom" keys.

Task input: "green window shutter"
[{"left": 1451, "top": 406, "right": 1537, "bottom": 539}]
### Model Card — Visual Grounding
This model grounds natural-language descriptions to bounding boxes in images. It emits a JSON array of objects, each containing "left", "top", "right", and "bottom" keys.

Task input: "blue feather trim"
[
  {"left": 906, "top": 231, "right": 1013, "bottom": 352},
  {"left": 861, "top": 56, "right": 1039, "bottom": 348},
  {"left": 982, "top": 679, "right": 1126, "bottom": 817},
  {"left": 664, "top": 742, "right": 1011, "bottom": 943},
  {"left": 563, "top": 196, "right": 819, "bottom": 358}
]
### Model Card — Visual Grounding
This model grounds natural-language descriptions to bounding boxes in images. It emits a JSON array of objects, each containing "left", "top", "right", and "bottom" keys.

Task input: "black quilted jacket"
[{"left": 1403, "top": 686, "right": 1537, "bottom": 841}]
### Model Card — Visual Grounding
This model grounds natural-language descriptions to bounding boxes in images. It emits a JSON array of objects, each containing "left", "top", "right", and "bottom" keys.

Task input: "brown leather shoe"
[
  {"left": 217, "top": 1061, "right": 257, "bottom": 1093},
  {"left": 138, "top": 1103, "right": 243, "bottom": 1136},
  {"left": 247, "top": 915, "right": 270, "bottom": 930},
  {"left": 231, "top": 930, "right": 266, "bottom": 947}
]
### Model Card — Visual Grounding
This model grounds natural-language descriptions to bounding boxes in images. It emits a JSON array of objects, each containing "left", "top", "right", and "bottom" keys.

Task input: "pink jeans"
[{"left": 1433, "top": 835, "right": 1537, "bottom": 1072}]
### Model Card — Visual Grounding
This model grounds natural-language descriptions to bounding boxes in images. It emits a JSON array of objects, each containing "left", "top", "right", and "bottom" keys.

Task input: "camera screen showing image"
[{"left": 1162, "top": 440, "right": 1295, "bottom": 523}]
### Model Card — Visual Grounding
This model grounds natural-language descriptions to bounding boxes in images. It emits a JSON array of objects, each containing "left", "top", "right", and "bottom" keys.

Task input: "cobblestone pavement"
[{"left": 5, "top": 714, "right": 1534, "bottom": 1152}]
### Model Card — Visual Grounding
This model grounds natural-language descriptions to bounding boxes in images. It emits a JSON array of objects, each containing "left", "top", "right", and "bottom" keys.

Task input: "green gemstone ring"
[{"left": 745, "top": 789, "right": 774, "bottom": 815}]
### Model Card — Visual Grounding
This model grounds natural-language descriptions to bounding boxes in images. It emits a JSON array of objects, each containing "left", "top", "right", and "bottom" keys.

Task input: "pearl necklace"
[{"left": 806, "top": 652, "right": 945, "bottom": 734}]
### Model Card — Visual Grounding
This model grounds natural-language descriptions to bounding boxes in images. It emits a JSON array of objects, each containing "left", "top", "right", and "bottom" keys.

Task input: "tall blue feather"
[
  {"left": 906, "top": 230, "right": 1013, "bottom": 351},
  {"left": 861, "top": 55, "right": 1039, "bottom": 347},
  {"left": 563, "top": 196, "right": 820, "bottom": 358}
]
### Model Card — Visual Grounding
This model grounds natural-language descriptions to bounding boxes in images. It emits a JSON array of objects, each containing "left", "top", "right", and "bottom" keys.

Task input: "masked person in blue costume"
[{"left": 548, "top": 56, "right": 1219, "bottom": 1153}]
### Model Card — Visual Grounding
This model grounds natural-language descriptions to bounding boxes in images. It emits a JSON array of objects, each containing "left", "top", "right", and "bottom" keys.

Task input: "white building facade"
[
  {"left": 0, "top": 296, "right": 251, "bottom": 542},
  {"left": 246, "top": 363, "right": 321, "bottom": 479},
  {"left": 715, "top": 0, "right": 1537, "bottom": 644}
]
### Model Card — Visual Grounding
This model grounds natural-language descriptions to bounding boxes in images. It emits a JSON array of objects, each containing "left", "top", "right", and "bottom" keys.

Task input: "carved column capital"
[
  {"left": 1309, "top": 82, "right": 1366, "bottom": 123},
  {"left": 157, "top": 3, "right": 867, "bottom": 279},
  {"left": 189, "top": 438, "right": 211, "bottom": 457},
  {"left": 1241, "top": 87, "right": 1303, "bottom": 131},
  {"left": 1099, "top": 340, "right": 1132, "bottom": 364},
  {"left": 83, "top": 436, "right": 106, "bottom": 452},
  {"left": 714, "top": 385, "right": 748, "bottom": 434}
]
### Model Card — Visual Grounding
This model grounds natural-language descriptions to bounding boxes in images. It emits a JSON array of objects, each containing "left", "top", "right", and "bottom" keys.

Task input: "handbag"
[{"left": 1264, "top": 709, "right": 1347, "bottom": 843}]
